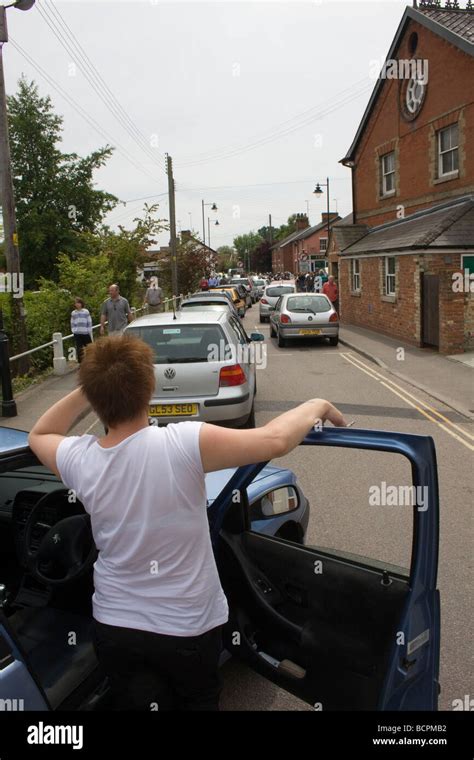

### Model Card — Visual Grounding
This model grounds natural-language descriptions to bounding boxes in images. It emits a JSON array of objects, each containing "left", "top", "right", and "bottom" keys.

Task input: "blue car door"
[{"left": 208, "top": 427, "right": 440, "bottom": 711}]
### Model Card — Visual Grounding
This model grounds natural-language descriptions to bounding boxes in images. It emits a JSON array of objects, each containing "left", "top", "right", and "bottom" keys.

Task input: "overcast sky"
[{"left": 4, "top": 0, "right": 410, "bottom": 249}]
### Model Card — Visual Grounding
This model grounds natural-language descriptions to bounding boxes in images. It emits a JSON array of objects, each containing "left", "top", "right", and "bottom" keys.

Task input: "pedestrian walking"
[
  {"left": 71, "top": 298, "right": 93, "bottom": 363},
  {"left": 322, "top": 275, "right": 339, "bottom": 313},
  {"left": 143, "top": 278, "right": 163, "bottom": 314},
  {"left": 100, "top": 284, "right": 132, "bottom": 336}
]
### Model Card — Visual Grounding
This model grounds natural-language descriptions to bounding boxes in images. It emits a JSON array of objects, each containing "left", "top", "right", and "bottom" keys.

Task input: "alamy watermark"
[
  {"left": 0, "top": 272, "right": 24, "bottom": 298},
  {"left": 369, "top": 481, "right": 428, "bottom": 512},
  {"left": 452, "top": 269, "right": 474, "bottom": 293},
  {"left": 369, "top": 58, "right": 429, "bottom": 83},
  {"left": 207, "top": 340, "right": 267, "bottom": 370}
]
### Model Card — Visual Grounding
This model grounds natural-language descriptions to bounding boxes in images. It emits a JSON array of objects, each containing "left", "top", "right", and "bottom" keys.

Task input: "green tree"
[
  {"left": 7, "top": 78, "right": 119, "bottom": 287},
  {"left": 233, "top": 232, "right": 264, "bottom": 271},
  {"left": 216, "top": 245, "right": 235, "bottom": 271}
]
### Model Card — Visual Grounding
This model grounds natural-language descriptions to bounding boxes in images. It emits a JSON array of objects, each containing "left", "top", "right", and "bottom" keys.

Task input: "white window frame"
[
  {"left": 319, "top": 237, "right": 328, "bottom": 253},
  {"left": 438, "top": 124, "right": 459, "bottom": 178},
  {"left": 384, "top": 257, "right": 396, "bottom": 296},
  {"left": 381, "top": 152, "right": 396, "bottom": 197},
  {"left": 351, "top": 259, "right": 360, "bottom": 292}
]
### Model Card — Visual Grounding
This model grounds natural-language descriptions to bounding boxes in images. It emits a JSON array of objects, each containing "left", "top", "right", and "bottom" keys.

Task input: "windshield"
[
  {"left": 126, "top": 324, "right": 230, "bottom": 363},
  {"left": 266, "top": 286, "right": 295, "bottom": 297},
  {"left": 253, "top": 280, "right": 265, "bottom": 286},
  {"left": 286, "top": 295, "right": 331, "bottom": 313}
]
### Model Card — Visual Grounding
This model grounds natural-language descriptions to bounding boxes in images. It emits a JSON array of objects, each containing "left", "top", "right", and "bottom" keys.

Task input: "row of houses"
[{"left": 273, "top": 1, "right": 474, "bottom": 354}]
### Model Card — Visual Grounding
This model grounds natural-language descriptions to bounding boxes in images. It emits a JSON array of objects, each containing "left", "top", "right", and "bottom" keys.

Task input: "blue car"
[{"left": 0, "top": 426, "right": 440, "bottom": 711}]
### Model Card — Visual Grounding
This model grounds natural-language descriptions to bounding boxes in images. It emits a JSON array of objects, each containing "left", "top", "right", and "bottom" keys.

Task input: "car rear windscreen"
[
  {"left": 286, "top": 296, "right": 331, "bottom": 313},
  {"left": 126, "top": 324, "right": 229, "bottom": 363},
  {"left": 266, "top": 286, "right": 295, "bottom": 297}
]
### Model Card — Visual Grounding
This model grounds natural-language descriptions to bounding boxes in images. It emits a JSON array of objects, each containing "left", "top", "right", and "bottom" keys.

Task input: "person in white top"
[{"left": 28, "top": 334, "right": 347, "bottom": 710}]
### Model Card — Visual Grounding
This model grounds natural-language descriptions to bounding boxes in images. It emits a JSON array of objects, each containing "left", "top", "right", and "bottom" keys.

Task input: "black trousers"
[
  {"left": 74, "top": 333, "right": 92, "bottom": 363},
  {"left": 93, "top": 619, "right": 223, "bottom": 711}
]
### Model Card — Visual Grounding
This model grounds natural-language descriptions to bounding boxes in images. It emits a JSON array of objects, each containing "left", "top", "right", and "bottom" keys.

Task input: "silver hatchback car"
[
  {"left": 259, "top": 283, "right": 295, "bottom": 322},
  {"left": 125, "top": 311, "right": 264, "bottom": 427},
  {"left": 269, "top": 292, "right": 339, "bottom": 347}
]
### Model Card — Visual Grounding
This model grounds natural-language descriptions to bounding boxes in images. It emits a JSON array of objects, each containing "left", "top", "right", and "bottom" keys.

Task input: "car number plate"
[
  {"left": 149, "top": 403, "right": 198, "bottom": 417},
  {"left": 299, "top": 329, "right": 321, "bottom": 335}
]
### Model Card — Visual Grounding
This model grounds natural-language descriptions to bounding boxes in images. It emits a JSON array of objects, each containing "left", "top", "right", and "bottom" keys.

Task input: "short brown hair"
[{"left": 79, "top": 335, "right": 155, "bottom": 427}]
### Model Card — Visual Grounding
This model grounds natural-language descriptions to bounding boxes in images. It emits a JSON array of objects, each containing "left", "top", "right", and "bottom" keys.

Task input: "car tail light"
[
  {"left": 329, "top": 312, "right": 338, "bottom": 322},
  {"left": 219, "top": 364, "right": 246, "bottom": 387},
  {"left": 260, "top": 298, "right": 269, "bottom": 305},
  {"left": 280, "top": 314, "right": 291, "bottom": 324}
]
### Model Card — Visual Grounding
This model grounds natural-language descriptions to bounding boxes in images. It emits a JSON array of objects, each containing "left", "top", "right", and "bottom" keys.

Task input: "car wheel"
[
  {"left": 277, "top": 330, "right": 286, "bottom": 348},
  {"left": 243, "top": 403, "right": 256, "bottom": 428},
  {"left": 270, "top": 321, "right": 276, "bottom": 337},
  {"left": 329, "top": 336, "right": 339, "bottom": 346}
]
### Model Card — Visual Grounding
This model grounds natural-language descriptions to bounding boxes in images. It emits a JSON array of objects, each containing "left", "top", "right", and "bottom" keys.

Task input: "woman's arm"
[
  {"left": 199, "top": 399, "right": 346, "bottom": 472},
  {"left": 28, "top": 389, "right": 91, "bottom": 476}
]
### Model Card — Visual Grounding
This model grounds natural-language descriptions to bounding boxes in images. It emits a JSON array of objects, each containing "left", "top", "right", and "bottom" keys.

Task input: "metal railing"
[{"left": 8, "top": 296, "right": 184, "bottom": 375}]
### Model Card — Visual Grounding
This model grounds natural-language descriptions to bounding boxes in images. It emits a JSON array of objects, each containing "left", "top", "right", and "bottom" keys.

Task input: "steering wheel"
[{"left": 23, "top": 489, "right": 98, "bottom": 586}]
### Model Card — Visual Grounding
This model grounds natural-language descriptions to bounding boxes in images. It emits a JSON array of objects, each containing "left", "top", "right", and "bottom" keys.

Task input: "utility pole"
[
  {"left": 0, "top": 7, "right": 29, "bottom": 374},
  {"left": 166, "top": 154, "right": 178, "bottom": 296},
  {"left": 268, "top": 213, "right": 273, "bottom": 246},
  {"left": 201, "top": 199, "right": 205, "bottom": 246}
]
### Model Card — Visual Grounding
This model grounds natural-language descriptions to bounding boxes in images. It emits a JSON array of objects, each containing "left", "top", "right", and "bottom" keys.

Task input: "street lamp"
[
  {"left": 201, "top": 200, "right": 217, "bottom": 245},
  {"left": 313, "top": 177, "right": 331, "bottom": 262},
  {"left": 0, "top": 0, "right": 36, "bottom": 389},
  {"left": 207, "top": 217, "right": 219, "bottom": 251}
]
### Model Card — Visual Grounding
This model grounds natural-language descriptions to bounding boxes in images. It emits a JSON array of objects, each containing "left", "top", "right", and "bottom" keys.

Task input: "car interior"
[{"left": 0, "top": 456, "right": 107, "bottom": 710}]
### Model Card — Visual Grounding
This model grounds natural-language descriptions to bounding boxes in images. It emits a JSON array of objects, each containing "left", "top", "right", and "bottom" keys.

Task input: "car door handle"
[{"left": 285, "top": 583, "right": 308, "bottom": 607}]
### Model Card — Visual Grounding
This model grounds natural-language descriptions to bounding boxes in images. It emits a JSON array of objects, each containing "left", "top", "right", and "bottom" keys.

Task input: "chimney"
[
  {"left": 295, "top": 213, "right": 309, "bottom": 231},
  {"left": 321, "top": 212, "right": 339, "bottom": 224},
  {"left": 181, "top": 230, "right": 192, "bottom": 242}
]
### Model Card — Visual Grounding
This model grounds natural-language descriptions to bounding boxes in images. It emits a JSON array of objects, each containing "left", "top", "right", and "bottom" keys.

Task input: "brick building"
[
  {"left": 271, "top": 212, "right": 340, "bottom": 273},
  {"left": 334, "top": 1, "right": 474, "bottom": 353}
]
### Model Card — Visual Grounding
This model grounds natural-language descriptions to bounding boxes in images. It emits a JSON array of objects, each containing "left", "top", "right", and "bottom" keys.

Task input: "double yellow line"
[{"left": 340, "top": 353, "right": 474, "bottom": 452}]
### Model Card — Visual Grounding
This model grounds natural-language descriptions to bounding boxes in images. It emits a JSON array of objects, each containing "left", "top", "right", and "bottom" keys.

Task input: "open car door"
[{"left": 208, "top": 427, "right": 440, "bottom": 711}]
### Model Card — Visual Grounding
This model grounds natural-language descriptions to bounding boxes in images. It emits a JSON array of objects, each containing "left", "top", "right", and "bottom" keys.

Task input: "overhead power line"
[
  {"left": 9, "top": 37, "right": 165, "bottom": 187},
  {"left": 35, "top": 0, "right": 167, "bottom": 175},
  {"left": 176, "top": 79, "right": 372, "bottom": 168}
]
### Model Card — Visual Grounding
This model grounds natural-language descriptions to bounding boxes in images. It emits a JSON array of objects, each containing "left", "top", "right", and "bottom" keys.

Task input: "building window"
[
  {"left": 381, "top": 152, "right": 396, "bottom": 196},
  {"left": 438, "top": 124, "right": 459, "bottom": 177},
  {"left": 384, "top": 257, "right": 396, "bottom": 296},
  {"left": 351, "top": 259, "right": 360, "bottom": 292},
  {"left": 320, "top": 238, "right": 328, "bottom": 253}
]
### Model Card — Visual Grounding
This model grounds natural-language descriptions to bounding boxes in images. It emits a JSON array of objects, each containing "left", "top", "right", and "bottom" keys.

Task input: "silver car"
[
  {"left": 259, "top": 283, "right": 296, "bottom": 323},
  {"left": 252, "top": 278, "right": 268, "bottom": 300},
  {"left": 125, "top": 311, "right": 264, "bottom": 427},
  {"left": 180, "top": 294, "right": 239, "bottom": 319},
  {"left": 269, "top": 292, "right": 339, "bottom": 347}
]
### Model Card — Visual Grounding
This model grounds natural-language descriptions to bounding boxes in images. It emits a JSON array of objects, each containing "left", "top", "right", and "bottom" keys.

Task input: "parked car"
[
  {"left": 229, "top": 280, "right": 252, "bottom": 309},
  {"left": 259, "top": 283, "right": 296, "bottom": 323},
  {"left": 208, "top": 286, "right": 246, "bottom": 318},
  {"left": 124, "top": 311, "right": 263, "bottom": 427},
  {"left": 231, "top": 277, "right": 257, "bottom": 305},
  {"left": 252, "top": 278, "right": 267, "bottom": 300},
  {"left": 180, "top": 294, "right": 239, "bottom": 319},
  {"left": 270, "top": 292, "right": 339, "bottom": 347},
  {"left": 0, "top": 425, "right": 441, "bottom": 710}
]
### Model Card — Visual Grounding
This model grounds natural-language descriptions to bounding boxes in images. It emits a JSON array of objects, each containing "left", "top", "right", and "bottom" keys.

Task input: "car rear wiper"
[{"left": 170, "top": 357, "right": 209, "bottom": 363}]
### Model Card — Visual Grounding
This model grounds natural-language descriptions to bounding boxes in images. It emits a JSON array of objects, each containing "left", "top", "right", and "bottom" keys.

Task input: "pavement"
[
  {"left": 2, "top": 364, "right": 100, "bottom": 435},
  {"left": 339, "top": 324, "right": 474, "bottom": 421}
]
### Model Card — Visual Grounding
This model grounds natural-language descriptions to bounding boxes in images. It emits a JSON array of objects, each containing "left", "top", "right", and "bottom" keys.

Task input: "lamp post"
[
  {"left": 0, "top": 0, "right": 35, "bottom": 386},
  {"left": 313, "top": 177, "right": 331, "bottom": 263},
  {"left": 201, "top": 200, "right": 217, "bottom": 245},
  {"left": 207, "top": 217, "right": 219, "bottom": 252}
]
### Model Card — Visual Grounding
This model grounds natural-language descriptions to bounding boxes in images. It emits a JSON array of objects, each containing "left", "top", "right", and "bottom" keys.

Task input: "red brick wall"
[
  {"left": 353, "top": 18, "right": 474, "bottom": 228},
  {"left": 340, "top": 252, "right": 469, "bottom": 353}
]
